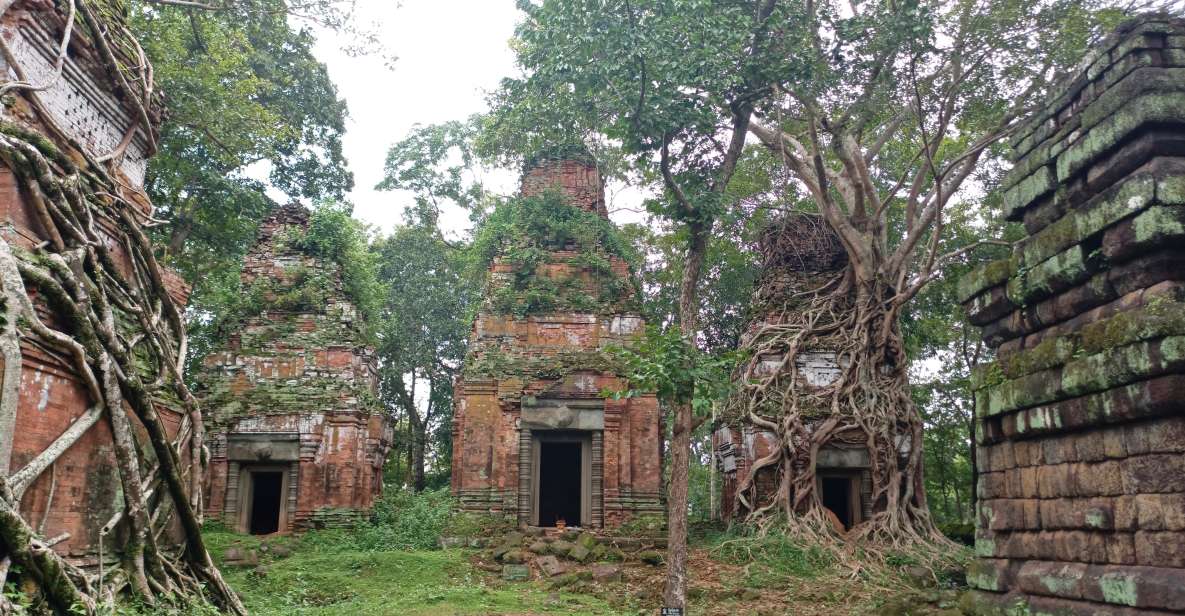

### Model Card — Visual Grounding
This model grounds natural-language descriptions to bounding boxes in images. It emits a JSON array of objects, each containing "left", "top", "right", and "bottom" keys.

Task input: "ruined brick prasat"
[
  {"left": 196, "top": 203, "right": 393, "bottom": 533},
  {"left": 714, "top": 214, "right": 876, "bottom": 529},
  {"left": 0, "top": 0, "right": 191, "bottom": 564},
  {"left": 959, "top": 15, "right": 1185, "bottom": 616},
  {"left": 451, "top": 156, "right": 664, "bottom": 530}
]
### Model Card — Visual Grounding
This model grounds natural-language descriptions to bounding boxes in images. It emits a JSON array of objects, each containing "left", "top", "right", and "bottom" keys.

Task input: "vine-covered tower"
[
  {"left": 451, "top": 155, "right": 663, "bottom": 529},
  {"left": 196, "top": 204, "right": 393, "bottom": 533},
  {"left": 715, "top": 214, "right": 897, "bottom": 531}
]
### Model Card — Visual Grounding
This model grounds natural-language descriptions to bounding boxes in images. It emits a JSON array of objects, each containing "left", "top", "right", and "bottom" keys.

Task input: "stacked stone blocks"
[
  {"left": 959, "top": 15, "right": 1185, "bottom": 615},
  {"left": 452, "top": 158, "right": 663, "bottom": 529}
]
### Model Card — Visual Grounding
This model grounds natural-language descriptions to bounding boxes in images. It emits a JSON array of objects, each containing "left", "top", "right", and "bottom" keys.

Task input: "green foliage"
[
  {"left": 614, "top": 514, "right": 667, "bottom": 538},
  {"left": 470, "top": 191, "right": 639, "bottom": 317},
  {"left": 132, "top": 0, "right": 355, "bottom": 370},
  {"left": 293, "top": 203, "right": 384, "bottom": 327},
  {"left": 606, "top": 326, "right": 738, "bottom": 416},
  {"left": 371, "top": 209, "right": 476, "bottom": 490},
  {"left": 339, "top": 488, "right": 457, "bottom": 552},
  {"left": 200, "top": 517, "right": 622, "bottom": 615},
  {"left": 377, "top": 118, "right": 487, "bottom": 214},
  {"left": 703, "top": 524, "right": 834, "bottom": 585}
]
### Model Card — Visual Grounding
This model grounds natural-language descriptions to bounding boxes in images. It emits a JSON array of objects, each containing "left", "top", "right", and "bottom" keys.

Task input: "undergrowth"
[
  {"left": 198, "top": 488, "right": 625, "bottom": 615},
  {"left": 700, "top": 523, "right": 835, "bottom": 585}
]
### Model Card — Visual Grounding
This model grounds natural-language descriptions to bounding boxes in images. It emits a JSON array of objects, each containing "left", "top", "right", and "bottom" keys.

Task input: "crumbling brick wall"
[
  {"left": 197, "top": 204, "right": 393, "bottom": 532},
  {"left": 959, "top": 15, "right": 1185, "bottom": 615},
  {"left": 0, "top": 0, "right": 191, "bottom": 563},
  {"left": 452, "top": 158, "right": 663, "bottom": 529}
]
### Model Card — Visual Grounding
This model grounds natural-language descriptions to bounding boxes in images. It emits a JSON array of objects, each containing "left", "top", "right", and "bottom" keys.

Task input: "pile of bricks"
[{"left": 958, "top": 15, "right": 1185, "bottom": 615}]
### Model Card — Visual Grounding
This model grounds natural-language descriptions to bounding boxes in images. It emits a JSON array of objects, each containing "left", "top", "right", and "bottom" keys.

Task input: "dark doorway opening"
[
  {"left": 538, "top": 441, "right": 582, "bottom": 527},
  {"left": 820, "top": 475, "right": 854, "bottom": 530},
  {"left": 249, "top": 471, "right": 283, "bottom": 535}
]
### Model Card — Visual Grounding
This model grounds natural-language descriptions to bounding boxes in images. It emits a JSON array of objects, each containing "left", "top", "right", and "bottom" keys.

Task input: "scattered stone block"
[
  {"left": 550, "top": 539, "right": 575, "bottom": 556},
  {"left": 568, "top": 544, "right": 592, "bottom": 563},
  {"left": 637, "top": 550, "right": 664, "bottom": 566},
  {"left": 590, "top": 563, "right": 622, "bottom": 582},
  {"left": 536, "top": 555, "right": 566, "bottom": 578},
  {"left": 501, "top": 549, "right": 529, "bottom": 564},
  {"left": 502, "top": 564, "right": 530, "bottom": 581}
]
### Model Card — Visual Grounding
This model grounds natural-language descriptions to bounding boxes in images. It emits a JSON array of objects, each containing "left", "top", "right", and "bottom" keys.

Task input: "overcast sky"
[{"left": 310, "top": 0, "right": 522, "bottom": 238}]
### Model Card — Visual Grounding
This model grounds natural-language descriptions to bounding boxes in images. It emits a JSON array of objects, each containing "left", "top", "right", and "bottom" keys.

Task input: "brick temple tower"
[
  {"left": 451, "top": 155, "right": 663, "bottom": 529},
  {"left": 0, "top": 0, "right": 191, "bottom": 563},
  {"left": 714, "top": 214, "right": 875, "bottom": 529},
  {"left": 959, "top": 15, "right": 1185, "bottom": 615},
  {"left": 197, "top": 204, "right": 393, "bottom": 534}
]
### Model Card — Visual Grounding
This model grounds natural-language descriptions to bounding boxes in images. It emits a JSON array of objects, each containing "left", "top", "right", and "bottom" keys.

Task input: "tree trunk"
[
  {"left": 411, "top": 414, "right": 426, "bottom": 493},
  {"left": 662, "top": 222, "right": 709, "bottom": 610}
]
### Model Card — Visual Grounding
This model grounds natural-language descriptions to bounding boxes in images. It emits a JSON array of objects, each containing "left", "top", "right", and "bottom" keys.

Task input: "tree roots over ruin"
[
  {"left": 0, "top": 123, "right": 244, "bottom": 613},
  {"left": 724, "top": 218, "right": 957, "bottom": 570}
]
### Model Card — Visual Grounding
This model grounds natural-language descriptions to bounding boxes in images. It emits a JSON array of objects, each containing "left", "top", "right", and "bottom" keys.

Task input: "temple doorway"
[
  {"left": 529, "top": 431, "right": 593, "bottom": 527},
  {"left": 239, "top": 465, "right": 288, "bottom": 535},
  {"left": 818, "top": 472, "right": 861, "bottom": 530},
  {"left": 538, "top": 441, "right": 582, "bottom": 526}
]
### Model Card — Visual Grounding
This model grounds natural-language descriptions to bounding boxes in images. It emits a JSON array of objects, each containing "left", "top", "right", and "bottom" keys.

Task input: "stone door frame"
[
  {"left": 235, "top": 463, "right": 292, "bottom": 534},
  {"left": 518, "top": 428, "right": 604, "bottom": 528}
]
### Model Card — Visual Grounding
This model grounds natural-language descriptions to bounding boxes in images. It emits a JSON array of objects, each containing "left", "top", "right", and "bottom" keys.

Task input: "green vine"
[{"left": 472, "top": 191, "right": 640, "bottom": 317}]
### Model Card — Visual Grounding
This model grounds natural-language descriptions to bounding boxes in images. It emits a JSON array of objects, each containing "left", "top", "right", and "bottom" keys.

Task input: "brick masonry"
[
  {"left": 959, "top": 15, "right": 1185, "bottom": 615},
  {"left": 714, "top": 215, "right": 873, "bottom": 525},
  {"left": 196, "top": 204, "right": 393, "bottom": 532},
  {"left": 451, "top": 157, "right": 663, "bottom": 529},
  {"left": 1, "top": 1, "right": 189, "bottom": 564}
]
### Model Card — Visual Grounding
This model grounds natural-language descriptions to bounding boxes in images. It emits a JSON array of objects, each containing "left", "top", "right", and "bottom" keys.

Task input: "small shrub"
[
  {"left": 443, "top": 511, "right": 516, "bottom": 538},
  {"left": 615, "top": 514, "right": 666, "bottom": 537},
  {"left": 349, "top": 487, "right": 457, "bottom": 551}
]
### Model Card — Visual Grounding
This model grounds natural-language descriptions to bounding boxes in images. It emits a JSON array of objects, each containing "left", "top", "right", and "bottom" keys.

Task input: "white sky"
[
  {"left": 311, "top": 0, "right": 522, "bottom": 238},
  {"left": 309, "top": 1, "right": 650, "bottom": 240}
]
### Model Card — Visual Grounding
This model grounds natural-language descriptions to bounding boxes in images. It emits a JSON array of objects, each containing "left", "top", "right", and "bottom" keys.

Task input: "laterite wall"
[{"left": 959, "top": 15, "right": 1185, "bottom": 615}]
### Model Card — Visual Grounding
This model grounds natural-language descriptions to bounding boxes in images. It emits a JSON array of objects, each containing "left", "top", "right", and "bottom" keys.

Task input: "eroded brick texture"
[
  {"left": 714, "top": 215, "right": 874, "bottom": 526},
  {"left": 1, "top": 1, "right": 191, "bottom": 564},
  {"left": 958, "top": 15, "right": 1185, "bottom": 615},
  {"left": 452, "top": 158, "right": 663, "bottom": 529},
  {"left": 196, "top": 204, "right": 393, "bottom": 532}
]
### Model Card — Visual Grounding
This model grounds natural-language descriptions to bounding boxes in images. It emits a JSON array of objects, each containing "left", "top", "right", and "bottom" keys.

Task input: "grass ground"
[
  {"left": 202, "top": 521, "right": 970, "bottom": 616},
  {"left": 202, "top": 526, "right": 624, "bottom": 615}
]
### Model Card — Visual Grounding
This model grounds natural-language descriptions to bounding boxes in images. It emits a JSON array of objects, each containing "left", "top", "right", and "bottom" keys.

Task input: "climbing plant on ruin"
[
  {"left": 724, "top": 0, "right": 1132, "bottom": 554},
  {"left": 130, "top": 0, "right": 358, "bottom": 363},
  {"left": 470, "top": 191, "right": 641, "bottom": 318},
  {"left": 0, "top": 1, "right": 242, "bottom": 613}
]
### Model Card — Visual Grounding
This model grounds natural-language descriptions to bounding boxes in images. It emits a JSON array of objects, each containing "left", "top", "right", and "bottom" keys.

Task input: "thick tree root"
[
  {"left": 0, "top": 51, "right": 244, "bottom": 616},
  {"left": 724, "top": 220, "right": 958, "bottom": 572}
]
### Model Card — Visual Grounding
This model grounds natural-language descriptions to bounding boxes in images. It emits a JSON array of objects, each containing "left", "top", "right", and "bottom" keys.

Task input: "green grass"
[{"left": 203, "top": 525, "right": 627, "bottom": 615}]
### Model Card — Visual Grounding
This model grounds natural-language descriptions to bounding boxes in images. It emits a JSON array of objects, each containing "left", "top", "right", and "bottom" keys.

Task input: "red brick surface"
[{"left": 452, "top": 159, "right": 662, "bottom": 528}]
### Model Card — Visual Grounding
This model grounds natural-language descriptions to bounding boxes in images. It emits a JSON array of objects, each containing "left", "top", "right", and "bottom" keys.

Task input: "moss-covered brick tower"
[
  {"left": 197, "top": 203, "right": 393, "bottom": 534},
  {"left": 959, "top": 15, "right": 1185, "bottom": 616},
  {"left": 451, "top": 155, "right": 663, "bottom": 529}
]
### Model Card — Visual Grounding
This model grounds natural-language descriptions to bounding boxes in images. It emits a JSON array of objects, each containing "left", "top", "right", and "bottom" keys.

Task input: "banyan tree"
[
  {"left": 0, "top": 0, "right": 241, "bottom": 613},
  {"left": 715, "top": 213, "right": 944, "bottom": 552}
]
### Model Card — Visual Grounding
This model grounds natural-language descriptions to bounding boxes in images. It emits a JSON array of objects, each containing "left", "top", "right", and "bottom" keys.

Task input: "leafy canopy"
[{"left": 607, "top": 326, "right": 740, "bottom": 416}]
